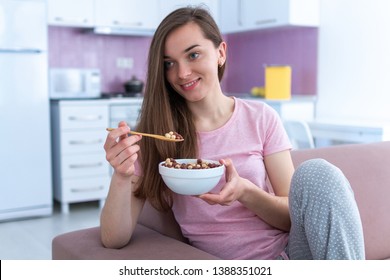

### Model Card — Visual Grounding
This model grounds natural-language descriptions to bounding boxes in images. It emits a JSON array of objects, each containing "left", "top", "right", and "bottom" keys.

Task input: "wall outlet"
[{"left": 116, "top": 57, "right": 134, "bottom": 69}]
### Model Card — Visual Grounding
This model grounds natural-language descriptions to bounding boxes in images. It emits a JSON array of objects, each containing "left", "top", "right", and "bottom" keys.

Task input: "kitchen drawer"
[
  {"left": 60, "top": 105, "right": 109, "bottom": 130},
  {"left": 110, "top": 103, "right": 142, "bottom": 129},
  {"left": 60, "top": 176, "right": 110, "bottom": 203},
  {"left": 61, "top": 130, "right": 106, "bottom": 155},
  {"left": 110, "top": 119, "right": 139, "bottom": 130},
  {"left": 62, "top": 154, "right": 109, "bottom": 179},
  {"left": 110, "top": 103, "right": 141, "bottom": 120}
]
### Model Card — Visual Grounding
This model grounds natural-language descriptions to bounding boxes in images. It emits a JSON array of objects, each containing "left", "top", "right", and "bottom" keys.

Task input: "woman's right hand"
[
  {"left": 101, "top": 121, "right": 145, "bottom": 249},
  {"left": 104, "top": 121, "right": 142, "bottom": 177}
]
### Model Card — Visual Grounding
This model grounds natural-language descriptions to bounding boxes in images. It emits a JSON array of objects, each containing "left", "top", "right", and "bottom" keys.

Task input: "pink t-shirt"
[
  {"left": 135, "top": 97, "right": 292, "bottom": 259},
  {"left": 171, "top": 97, "right": 292, "bottom": 259}
]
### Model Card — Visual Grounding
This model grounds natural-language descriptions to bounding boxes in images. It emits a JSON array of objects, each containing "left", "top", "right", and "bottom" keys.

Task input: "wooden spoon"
[{"left": 106, "top": 128, "right": 184, "bottom": 142}]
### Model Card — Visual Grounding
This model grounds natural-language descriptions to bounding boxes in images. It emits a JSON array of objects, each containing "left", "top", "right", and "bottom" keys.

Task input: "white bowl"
[{"left": 158, "top": 159, "right": 225, "bottom": 195}]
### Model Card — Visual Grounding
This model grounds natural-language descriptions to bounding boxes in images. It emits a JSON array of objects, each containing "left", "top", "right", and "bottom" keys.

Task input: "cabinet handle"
[
  {"left": 70, "top": 186, "right": 105, "bottom": 193},
  {"left": 68, "top": 115, "right": 102, "bottom": 121},
  {"left": 255, "top": 19, "right": 277, "bottom": 25},
  {"left": 112, "top": 20, "right": 143, "bottom": 27},
  {"left": 69, "top": 162, "right": 103, "bottom": 169},
  {"left": 0, "top": 48, "right": 42, "bottom": 53},
  {"left": 69, "top": 139, "right": 103, "bottom": 145},
  {"left": 54, "top": 17, "right": 89, "bottom": 24},
  {"left": 238, "top": 0, "right": 243, "bottom": 26}
]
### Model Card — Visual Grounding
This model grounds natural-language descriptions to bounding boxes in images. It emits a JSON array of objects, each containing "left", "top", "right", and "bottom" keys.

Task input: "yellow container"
[{"left": 265, "top": 65, "right": 292, "bottom": 100}]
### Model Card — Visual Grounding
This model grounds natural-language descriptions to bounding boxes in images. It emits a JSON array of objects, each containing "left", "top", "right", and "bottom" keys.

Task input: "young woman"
[{"left": 102, "top": 7, "right": 365, "bottom": 260}]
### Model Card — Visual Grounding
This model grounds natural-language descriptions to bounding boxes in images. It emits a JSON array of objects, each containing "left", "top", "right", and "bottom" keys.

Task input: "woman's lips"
[{"left": 180, "top": 78, "right": 200, "bottom": 91}]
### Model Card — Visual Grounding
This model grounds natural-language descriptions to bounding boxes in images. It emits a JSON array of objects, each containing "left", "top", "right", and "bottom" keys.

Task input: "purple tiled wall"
[
  {"left": 225, "top": 27, "right": 318, "bottom": 96},
  {"left": 48, "top": 26, "right": 317, "bottom": 95},
  {"left": 48, "top": 27, "right": 151, "bottom": 93}
]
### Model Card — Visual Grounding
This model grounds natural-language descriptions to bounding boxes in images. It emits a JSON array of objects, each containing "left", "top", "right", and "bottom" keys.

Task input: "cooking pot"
[{"left": 124, "top": 75, "right": 144, "bottom": 94}]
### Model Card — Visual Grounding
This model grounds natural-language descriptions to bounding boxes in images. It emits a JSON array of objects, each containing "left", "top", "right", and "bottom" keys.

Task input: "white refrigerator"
[{"left": 0, "top": 0, "right": 52, "bottom": 221}]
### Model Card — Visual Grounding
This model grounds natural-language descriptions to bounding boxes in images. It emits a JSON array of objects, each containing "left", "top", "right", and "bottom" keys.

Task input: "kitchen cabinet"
[
  {"left": 219, "top": 0, "right": 319, "bottom": 34},
  {"left": 242, "top": 96, "right": 316, "bottom": 121},
  {"left": 109, "top": 98, "right": 143, "bottom": 129},
  {"left": 308, "top": 119, "right": 390, "bottom": 147},
  {"left": 108, "top": 98, "right": 143, "bottom": 175},
  {"left": 51, "top": 100, "right": 110, "bottom": 214},
  {"left": 50, "top": 98, "right": 143, "bottom": 213},
  {"left": 94, "top": 0, "right": 159, "bottom": 35},
  {"left": 47, "top": 0, "right": 95, "bottom": 27},
  {"left": 263, "top": 97, "right": 315, "bottom": 121},
  {"left": 159, "top": 0, "right": 219, "bottom": 23}
]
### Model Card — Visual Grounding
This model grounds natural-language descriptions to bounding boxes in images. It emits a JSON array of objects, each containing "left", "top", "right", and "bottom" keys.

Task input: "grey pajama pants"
[{"left": 285, "top": 159, "right": 365, "bottom": 260}]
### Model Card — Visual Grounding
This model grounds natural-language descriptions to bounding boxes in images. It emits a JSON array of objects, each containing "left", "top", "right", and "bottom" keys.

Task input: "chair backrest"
[{"left": 283, "top": 120, "right": 315, "bottom": 149}]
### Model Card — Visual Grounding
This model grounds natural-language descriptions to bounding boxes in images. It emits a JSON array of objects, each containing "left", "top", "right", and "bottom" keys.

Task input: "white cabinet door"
[
  {"left": 0, "top": 0, "right": 47, "bottom": 50},
  {"left": 219, "top": 0, "right": 242, "bottom": 33},
  {"left": 241, "top": 0, "right": 286, "bottom": 29},
  {"left": 95, "top": 0, "right": 159, "bottom": 32},
  {"left": 220, "top": 0, "right": 319, "bottom": 34},
  {"left": 110, "top": 102, "right": 142, "bottom": 129},
  {"left": 47, "top": 0, "right": 95, "bottom": 27},
  {"left": 159, "top": 0, "right": 219, "bottom": 23}
]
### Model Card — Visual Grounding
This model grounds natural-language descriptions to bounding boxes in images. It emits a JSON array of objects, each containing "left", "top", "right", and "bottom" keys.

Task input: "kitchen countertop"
[
  {"left": 308, "top": 118, "right": 390, "bottom": 144},
  {"left": 230, "top": 94, "right": 317, "bottom": 103},
  {"left": 50, "top": 97, "right": 143, "bottom": 106}
]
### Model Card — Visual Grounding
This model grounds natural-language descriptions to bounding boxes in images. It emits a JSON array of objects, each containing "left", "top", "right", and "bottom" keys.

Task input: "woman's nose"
[{"left": 177, "top": 62, "right": 192, "bottom": 79}]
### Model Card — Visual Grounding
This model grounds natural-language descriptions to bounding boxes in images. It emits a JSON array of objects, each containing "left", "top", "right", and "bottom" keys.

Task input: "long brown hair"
[{"left": 134, "top": 6, "right": 226, "bottom": 211}]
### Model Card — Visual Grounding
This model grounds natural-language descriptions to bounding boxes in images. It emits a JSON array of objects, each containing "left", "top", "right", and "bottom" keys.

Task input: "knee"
[
  {"left": 294, "top": 158, "right": 341, "bottom": 180},
  {"left": 291, "top": 158, "right": 352, "bottom": 197}
]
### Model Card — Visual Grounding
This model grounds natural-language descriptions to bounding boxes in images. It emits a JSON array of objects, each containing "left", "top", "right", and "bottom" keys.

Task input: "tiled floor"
[{"left": 0, "top": 201, "right": 101, "bottom": 260}]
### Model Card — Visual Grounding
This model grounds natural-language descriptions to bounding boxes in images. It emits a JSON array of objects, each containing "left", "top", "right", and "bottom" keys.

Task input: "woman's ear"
[{"left": 218, "top": 41, "right": 227, "bottom": 66}]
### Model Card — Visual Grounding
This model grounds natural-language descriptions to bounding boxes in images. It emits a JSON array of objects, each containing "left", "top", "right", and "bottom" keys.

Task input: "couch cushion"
[
  {"left": 291, "top": 141, "right": 390, "bottom": 260},
  {"left": 52, "top": 224, "right": 218, "bottom": 260}
]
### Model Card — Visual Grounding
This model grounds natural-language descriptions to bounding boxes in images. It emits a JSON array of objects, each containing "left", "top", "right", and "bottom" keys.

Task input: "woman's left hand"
[
  {"left": 199, "top": 151, "right": 293, "bottom": 231},
  {"left": 198, "top": 158, "right": 246, "bottom": 206}
]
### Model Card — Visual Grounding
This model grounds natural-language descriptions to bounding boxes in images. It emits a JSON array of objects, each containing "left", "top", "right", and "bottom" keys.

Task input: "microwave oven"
[{"left": 49, "top": 68, "right": 101, "bottom": 99}]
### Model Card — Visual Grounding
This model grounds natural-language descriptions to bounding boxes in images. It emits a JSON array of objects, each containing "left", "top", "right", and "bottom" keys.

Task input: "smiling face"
[{"left": 163, "top": 22, "right": 226, "bottom": 102}]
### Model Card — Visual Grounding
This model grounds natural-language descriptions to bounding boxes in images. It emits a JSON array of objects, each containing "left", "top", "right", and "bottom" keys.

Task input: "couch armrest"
[
  {"left": 52, "top": 224, "right": 219, "bottom": 260},
  {"left": 138, "top": 201, "right": 187, "bottom": 243}
]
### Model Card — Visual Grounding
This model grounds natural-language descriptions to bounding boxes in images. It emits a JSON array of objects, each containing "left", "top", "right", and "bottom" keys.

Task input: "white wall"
[{"left": 317, "top": 0, "right": 390, "bottom": 122}]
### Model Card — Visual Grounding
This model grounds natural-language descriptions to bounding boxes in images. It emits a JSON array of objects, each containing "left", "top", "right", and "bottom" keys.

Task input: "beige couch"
[{"left": 52, "top": 141, "right": 390, "bottom": 260}]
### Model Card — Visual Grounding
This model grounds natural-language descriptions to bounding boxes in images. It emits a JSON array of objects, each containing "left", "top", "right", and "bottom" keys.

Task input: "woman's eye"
[
  {"left": 189, "top": 52, "right": 199, "bottom": 60},
  {"left": 164, "top": 61, "right": 174, "bottom": 69}
]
